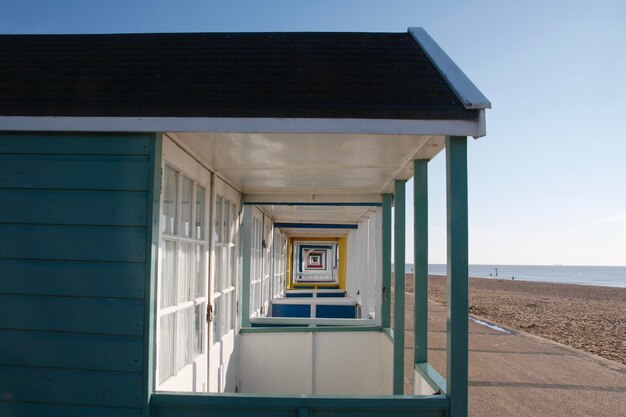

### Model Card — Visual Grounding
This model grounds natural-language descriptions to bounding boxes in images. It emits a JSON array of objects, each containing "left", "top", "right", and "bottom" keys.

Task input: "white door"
[
  {"left": 156, "top": 136, "right": 210, "bottom": 392},
  {"left": 209, "top": 177, "right": 240, "bottom": 392}
]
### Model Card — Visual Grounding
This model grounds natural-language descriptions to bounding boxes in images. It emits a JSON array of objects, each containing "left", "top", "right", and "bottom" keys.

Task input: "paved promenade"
[{"left": 403, "top": 292, "right": 626, "bottom": 417}]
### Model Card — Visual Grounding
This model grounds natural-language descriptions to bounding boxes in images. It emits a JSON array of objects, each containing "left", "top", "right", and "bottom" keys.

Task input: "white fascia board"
[
  {"left": 0, "top": 116, "right": 483, "bottom": 137},
  {"left": 408, "top": 27, "right": 491, "bottom": 110}
]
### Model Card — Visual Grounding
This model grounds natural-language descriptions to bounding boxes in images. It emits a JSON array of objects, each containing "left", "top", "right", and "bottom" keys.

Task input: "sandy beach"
[{"left": 406, "top": 274, "right": 626, "bottom": 365}]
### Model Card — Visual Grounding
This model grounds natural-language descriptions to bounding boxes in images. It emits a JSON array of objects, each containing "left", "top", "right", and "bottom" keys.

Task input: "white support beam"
[{"left": 0, "top": 116, "right": 485, "bottom": 137}]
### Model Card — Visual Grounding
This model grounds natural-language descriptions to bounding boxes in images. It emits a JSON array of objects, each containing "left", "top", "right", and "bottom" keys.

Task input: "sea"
[{"left": 402, "top": 264, "right": 626, "bottom": 288}]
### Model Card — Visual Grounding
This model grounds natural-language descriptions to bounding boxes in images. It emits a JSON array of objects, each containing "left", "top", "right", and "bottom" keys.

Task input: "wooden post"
[
  {"left": 413, "top": 159, "right": 428, "bottom": 365},
  {"left": 381, "top": 194, "right": 392, "bottom": 329},
  {"left": 446, "top": 136, "right": 469, "bottom": 417},
  {"left": 393, "top": 180, "right": 406, "bottom": 395}
]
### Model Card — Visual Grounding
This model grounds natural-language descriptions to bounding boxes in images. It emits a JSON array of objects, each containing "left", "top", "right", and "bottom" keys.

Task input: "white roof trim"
[
  {"left": 0, "top": 116, "right": 483, "bottom": 137},
  {"left": 408, "top": 27, "right": 491, "bottom": 110}
]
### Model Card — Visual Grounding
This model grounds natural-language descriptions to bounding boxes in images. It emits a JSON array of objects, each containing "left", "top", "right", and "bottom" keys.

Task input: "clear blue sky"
[{"left": 2, "top": 0, "right": 625, "bottom": 266}]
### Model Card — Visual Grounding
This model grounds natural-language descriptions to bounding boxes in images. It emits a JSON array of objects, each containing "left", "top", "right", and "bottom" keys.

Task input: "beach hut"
[{"left": 0, "top": 28, "right": 490, "bottom": 417}]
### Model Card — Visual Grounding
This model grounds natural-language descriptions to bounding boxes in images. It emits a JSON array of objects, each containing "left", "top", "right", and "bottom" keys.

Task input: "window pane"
[
  {"left": 195, "top": 244, "right": 205, "bottom": 298},
  {"left": 162, "top": 166, "right": 178, "bottom": 235},
  {"left": 195, "top": 185, "right": 205, "bottom": 240},
  {"left": 181, "top": 176, "right": 193, "bottom": 238},
  {"left": 161, "top": 241, "right": 176, "bottom": 308},
  {"left": 221, "top": 245, "right": 228, "bottom": 291},
  {"left": 228, "top": 291, "right": 235, "bottom": 331},
  {"left": 220, "top": 293, "right": 227, "bottom": 336},
  {"left": 224, "top": 200, "right": 230, "bottom": 244},
  {"left": 212, "top": 297, "right": 220, "bottom": 343},
  {"left": 214, "top": 196, "right": 222, "bottom": 243},
  {"left": 179, "top": 243, "right": 192, "bottom": 303},
  {"left": 194, "top": 303, "right": 205, "bottom": 356},
  {"left": 158, "top": 314, "right": 175, "bottom": 384},
  {"left": 176, "top": 308, "right": 191, "bottom": 371}
]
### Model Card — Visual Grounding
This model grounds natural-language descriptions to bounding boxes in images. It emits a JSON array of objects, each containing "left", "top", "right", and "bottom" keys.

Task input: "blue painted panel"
[
  {"left": 316, "top": 305, "right": 357, "bottom": 319},
  {"left": 316, "top": 292, "right": 346, "bottom": 298},
  {"left": 285, "top": 293, "right": 313, "bottom": 298},
  {"left": 0, "top": 294, "right": 144, "bottom": 336},
  {"left": 0, "top": 189, "right": 148, "bottom": 226},
  {"left": 0, "top": 133, "right": 151, "bottom": 155},
  {"left": 0, "top": 224, "right": 146, "bottom": 262},
  {"left": 0, "top": 402, "right": 142, "bottom": 417},
  {"left": 0, "top": 366, "right": 143, "bottom": 407},
  {"left": 270, "top": 303, "right": 311, "bottom": 318},
  {"left": 0, "top": 260, "right": 145, "bottom": 298},
  {"left": 0, "top": 330, "right": 143, "bottom": 372},
  {"left": 0, "top": 154, "right": 149, "bottom": 190}
]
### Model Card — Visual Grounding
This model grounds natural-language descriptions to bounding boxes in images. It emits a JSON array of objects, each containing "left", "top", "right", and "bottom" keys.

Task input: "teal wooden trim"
[
  {"left": 392, "top": 180, "right": 406, "bottom": 395},
  {"left": 143, "top": 133, "right": 162, "bottom": 416},
  {"left": 382, "top": 327, "right": 394, "bottom": 343},
  {"left": 415, "top": 362, "right": 447, "bottom": 395},
  {"left": 240, "top": 207, "right": 253, "bottom": 328},
  {"left": 0, "top": 402, "right": 142, "bottom": 417},
  {"left": 381, "top": 194, "right": 392, "bottom": 328},
  {"left": 445, "top": 136, "right": 469, "bottom": 417},
  {"left": 240, "top": 326, "right": 382, "bottom": 334},
  {"left": 413, "top": 159, "right": 429, "bottom": 364},
  {"left": 151, "top": 392, "right": 449, "bottom": 415}
]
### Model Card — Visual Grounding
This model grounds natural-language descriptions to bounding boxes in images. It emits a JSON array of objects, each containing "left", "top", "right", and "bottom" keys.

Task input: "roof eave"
[{"left": 408, "top": 27, "right": 491, "bottom": 110}]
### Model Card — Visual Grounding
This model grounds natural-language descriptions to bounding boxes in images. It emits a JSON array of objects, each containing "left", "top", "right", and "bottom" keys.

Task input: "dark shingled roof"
[{"left": 0, "top": 32, "right": 478, "bottom": 120}]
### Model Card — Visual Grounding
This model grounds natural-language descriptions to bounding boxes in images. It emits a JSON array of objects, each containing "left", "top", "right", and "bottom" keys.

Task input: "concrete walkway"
[{"left": 403, "top": 292, "right": 626, "bottom": 417}]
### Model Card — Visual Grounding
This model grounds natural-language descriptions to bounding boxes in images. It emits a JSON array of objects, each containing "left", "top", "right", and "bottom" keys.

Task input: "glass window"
[
  {"left": 162, "top": 166, "right": 178, "bottom": 235},
  {"left": 161, "top": 240, "right": 177, "bottom": 308},
  {"left": 181, "top": 176, "right": 193, "bottom": 238},
  {"left": 212, "top": 297, "right": 220, "bottom": 343},
  {"left": 195, "top": 185, "right": 205, "bottom": 240},
  {"left": 195, "top": 244, "right": 204, "bottom": 298},
  {"left": 179, "top": 243, "right": 193, "bottom": 303},
  {"left": 214, "top": 196, "right": 222, "bottom": 243},
  {"left": 176, "top": 308, "right": 191, "bottom": 371},
  {"left": 158, "top": 314, "right": 175, "bottom": 384},
  {"left": 193, "top": 303, "right": 205, "bottom": 356}
]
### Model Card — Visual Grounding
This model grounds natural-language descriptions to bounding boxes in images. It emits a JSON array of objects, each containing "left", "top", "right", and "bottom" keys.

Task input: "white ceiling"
[
  {"left": 259, "top": 204, "right": 376, "bottom": 224},
  {"left": 173, "top": 132, "right": 444, "bottom": 196}
]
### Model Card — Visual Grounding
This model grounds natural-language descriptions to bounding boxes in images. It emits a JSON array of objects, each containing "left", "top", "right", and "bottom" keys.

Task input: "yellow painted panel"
[
  {"left": 338, "top": 237, "right": 347, "bottom": 290},
  {"left": 288, "top": 237, "right": 345, "bottom": 290}
]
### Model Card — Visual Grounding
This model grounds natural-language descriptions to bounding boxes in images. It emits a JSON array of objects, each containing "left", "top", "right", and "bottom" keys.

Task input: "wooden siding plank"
[
  {"left": 154, "top": 407, "right": 297, "bottom": 417},
  {"left": 154, "top": 406, "right": 445, "bottom": 417},
  {"left": 0, "top": 224, "right": 146, "bottom": 263},
  {"left": 0, "top": 154, "right": 149, "bottom": 190},
  {"left": 0, "top": 366, "right": 143, "bottom": 408},
  {"left": 0, "top": 260, "right": 145, "bottom": 298},
  {"left": 0, "top": 402, "right": 141, "bottom": 417},
  {"left": 0, "top": 294, "right": 144, "bottom": 336},
  {"left": 151, "top": 394, "right": 449, "bottom": 417},
  {"left": 0, "top": 189, "right": 148, "bottom": 226},
  {"left": 0, "top": 132, "right": 151, "bottom": 155},
  {"left": 0, "top": 330, "right": 143, "bottom": 372}
]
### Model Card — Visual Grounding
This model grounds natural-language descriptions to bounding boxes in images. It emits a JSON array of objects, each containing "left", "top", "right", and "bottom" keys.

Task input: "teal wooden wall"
[{"left": 0, "top": 132, "right": 160, "bottom": 417}]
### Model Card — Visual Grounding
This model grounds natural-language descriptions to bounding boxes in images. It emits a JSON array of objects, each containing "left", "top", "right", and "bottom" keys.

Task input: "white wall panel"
[
  {"left": 239, "top": 333, "right": 309, "bottom": 394},
  {"left": 239, "top": 331, "right": 392, "bottom": 395}
]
